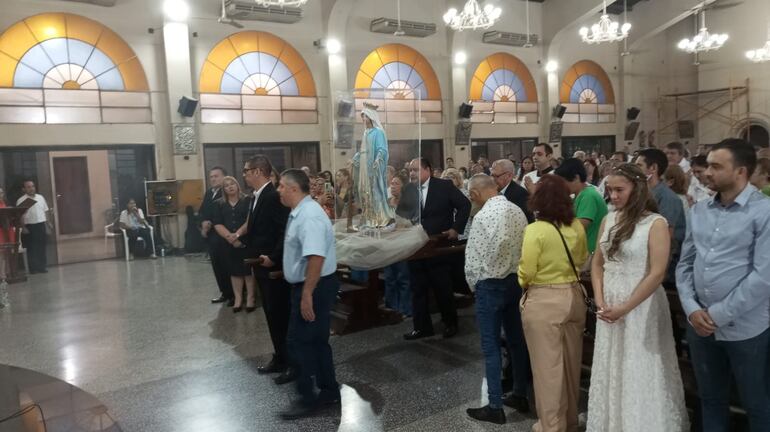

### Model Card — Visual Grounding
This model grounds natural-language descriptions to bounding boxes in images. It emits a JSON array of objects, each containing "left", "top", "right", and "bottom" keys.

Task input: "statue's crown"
[{"left": 362, "top": 102, "right": 379, "bottom": 110}]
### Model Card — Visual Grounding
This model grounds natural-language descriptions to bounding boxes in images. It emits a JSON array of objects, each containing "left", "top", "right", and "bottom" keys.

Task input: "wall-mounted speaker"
[
  {"left": 458, "top": 102, "right": 473, "bottom": 119},
  {"left": 177, "top": 96, "right": 198, "bottom": 117},
  {"left": 627, "top": 107, "right": 641, "bottom": 121},
  {"left": 552, "top": 104, "right": 566, "bottom": 119}
]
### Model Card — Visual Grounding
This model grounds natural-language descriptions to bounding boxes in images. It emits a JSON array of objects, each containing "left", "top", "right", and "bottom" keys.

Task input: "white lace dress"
[{"left": 587, "top": 212, "right": 689, "bottom": 432}]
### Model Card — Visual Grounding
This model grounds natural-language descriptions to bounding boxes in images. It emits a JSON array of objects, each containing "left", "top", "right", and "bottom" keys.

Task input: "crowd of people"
[{"left": 196, "top": 138, "right": 770, "bottom": 429}]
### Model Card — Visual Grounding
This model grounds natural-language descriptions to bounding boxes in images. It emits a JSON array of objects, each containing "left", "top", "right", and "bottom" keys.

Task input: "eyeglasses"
[
  {"left": 242, "top": 168, "right": 256, "bottom": 174},
  {"left": 490, "top": 172, "right": 510, "bottom": 179}
]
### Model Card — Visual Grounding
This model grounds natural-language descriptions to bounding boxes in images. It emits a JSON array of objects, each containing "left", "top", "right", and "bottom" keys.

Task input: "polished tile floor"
[{"left": 0, "top": 256, "right": 537, "bottom": 432}]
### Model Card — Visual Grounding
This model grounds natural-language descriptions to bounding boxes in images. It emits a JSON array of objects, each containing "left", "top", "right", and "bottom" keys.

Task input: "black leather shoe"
[
  {"left": 279, "top": 400, "right": 318, "bottom": 420},
  {"left": 502, "top": 393, "right": 530, "bottom": 413},
  {"left": 245, "top": 306, "right": 257, "bottom": 313},
  {"left": 211, "top": 295, "right": 227, "bottom": 304},
  {"left": 403, "top": 330, "right": 435, "bottom": 340},
  {"left": 257, "top": 358, "right": 286, "bottom": 374},
  {"left": 443, "top": 325, "right": 458, "bottom": 339},
  {"left": 232, "top": 306, "right": 243, "bottom": 313},
  {"left": 466, "top": 405, "right": 506, "bottom": 424},
  {"left": 226, "top": 298, "right": 235, "bottom": 307},
  {"left": 274, "top": 368, "right": 298, "bottom": 385},
  {"left": 317, "top": 390, "right": 341, "bottom": 406}
]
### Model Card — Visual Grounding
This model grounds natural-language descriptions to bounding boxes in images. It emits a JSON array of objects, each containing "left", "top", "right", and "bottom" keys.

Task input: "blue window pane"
[
  {"left": 594, "top": 86, "right": 606, "bottom": 104},
  {"left": 223, "top": 58, "right": 251, "bottom": 83},
  {"left": 220, "top": 73, "right": 243, "bottom": 94},
  {"left": 511, "top": 75, "right": 527, "bottom": 101},
  {"left": 372, "top": 68, "right": 391, "bottom": 89},
  {"left": 237, "top": 52, "right": 260, "bottom": 75},
  {"left": 570, "top": 85, "right": 582, "bottom": 103},
  {"left": 40, "top": 38, "right": 69, "bottom": 66},
  {"left": 491, "top": 69, "right": 511, "bottom": 89},
  {"left": 405, "top": 69, "right": 424, "bottom": 91},
  {"left": 13, "top": 62, "right": 45, "bottom": 88},
  {"left": 396, "top": 62, "right": 412, "bottom": 82},
  {"left": 84, "top": 48, "right": 117, "bottom": 78},
  {"left": 482, "top": 81, "right": 495, "bottom": 101},
  {"left": 277, "top": 77, "right": 299, "bottom": 96},
  {"left": 382, "top": 62, "right": 400, "bottom": 83},
  {"left": 95, "top": 67, "right": 124, "bottom": 90},
  {"left": 269, "top": 60, "right": 293, "bottom": 86},
  {"left": 18, "top": 45, "right": 55, "bottom": 76},
  {"left": 414, "top": 83, "right": 428, "bottom": 100},
  {"left": 258, "top": 53, "right": 278, "bottom": 75},
  {"left": 67, "top": 39, "right": 94, "bottom": 66}
]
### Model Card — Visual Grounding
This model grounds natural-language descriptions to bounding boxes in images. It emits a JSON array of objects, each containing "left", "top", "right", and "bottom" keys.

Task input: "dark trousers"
[
  {"left": 475, "top": 274, "right": 531, "bottom": 408},
  {"left": 687, "top": 326, "right": 770, "bottom": 432},
  {"left": 409, "top": 255, "right": 458, "bottom": 333},
  {"left": 287, "top": 275, "right": 340, "bottom": 404},
  {"left": 256, "top": 270, "right": 291, "bottom": 365},
  {"left": 208, "top": 238, "right": 233, "bottom": 299},
  {"left": 125, "top": 227, "right": 152, "bottom": 257},
  {"left": 22, "top": 222, "right": 47, "bottom": 272}
]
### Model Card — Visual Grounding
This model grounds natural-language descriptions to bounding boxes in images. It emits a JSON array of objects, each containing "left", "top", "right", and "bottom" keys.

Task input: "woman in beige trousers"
[{"left": 518, "top": 175, "right": 588, "bottom": 432}]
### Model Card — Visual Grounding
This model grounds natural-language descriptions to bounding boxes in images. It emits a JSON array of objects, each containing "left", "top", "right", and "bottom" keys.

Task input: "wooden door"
[{"left": 53, "top": 157, "right": 92, "bottom": 235}]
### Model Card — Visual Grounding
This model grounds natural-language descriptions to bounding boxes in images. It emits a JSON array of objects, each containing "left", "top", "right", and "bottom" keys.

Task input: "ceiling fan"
[{"left": 218, "top": 0, "right": 244, "bottom": 28}]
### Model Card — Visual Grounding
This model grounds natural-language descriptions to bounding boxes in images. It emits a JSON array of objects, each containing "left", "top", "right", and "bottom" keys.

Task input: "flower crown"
[{"left": 613, "top": 165, "right": 645, "bottom": 182}]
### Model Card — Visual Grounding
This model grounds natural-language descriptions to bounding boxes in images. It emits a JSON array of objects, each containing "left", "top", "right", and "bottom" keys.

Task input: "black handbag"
[{"left": 550, "top": 221, "right": 598, "bottom": 314}]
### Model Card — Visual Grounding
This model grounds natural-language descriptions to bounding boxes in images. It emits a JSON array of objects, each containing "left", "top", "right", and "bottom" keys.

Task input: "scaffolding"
[{"left": 657, "top": 78, "right": 750, "bottom": 143}]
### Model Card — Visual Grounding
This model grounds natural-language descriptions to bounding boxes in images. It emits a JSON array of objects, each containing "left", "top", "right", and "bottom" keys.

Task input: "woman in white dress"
[{"left": 587, "top": 163, "right": 689, "bottom": 432}]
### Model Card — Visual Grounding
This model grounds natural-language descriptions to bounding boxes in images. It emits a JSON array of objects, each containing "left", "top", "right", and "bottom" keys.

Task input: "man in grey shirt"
[{"left": 676, "top": 139, "right": 770, "bottom": 431}]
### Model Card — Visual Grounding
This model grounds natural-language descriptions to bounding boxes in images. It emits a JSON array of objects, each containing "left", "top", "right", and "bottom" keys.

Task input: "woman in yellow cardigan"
[{"left": 519, "top": 174, "right": 588, "bottom": 432}]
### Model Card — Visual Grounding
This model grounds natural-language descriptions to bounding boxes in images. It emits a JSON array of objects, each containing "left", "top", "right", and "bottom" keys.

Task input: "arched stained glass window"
[
  {"left": 198, "top": 31, "right": 317, "bottom": 124},
  {"left": 560, "top": 60, "right": 615, "bottom": 123},
  {"left": 468, "top": 53, "right": 538, "bottom": 124},
  {"left": 353, "top": 44, "right": 442, "bottom": 124},
  {"left": 0, "top": 13, "right": 150, "bottom": 124}
]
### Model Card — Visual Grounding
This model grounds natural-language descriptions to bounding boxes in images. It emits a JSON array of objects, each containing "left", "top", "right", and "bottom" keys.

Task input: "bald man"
[
  {"left": 490, "top": 159, "right": 533, "bottom": 223},
  {"left": 465, "top": 174, "right": 531, "bottom": 424}
]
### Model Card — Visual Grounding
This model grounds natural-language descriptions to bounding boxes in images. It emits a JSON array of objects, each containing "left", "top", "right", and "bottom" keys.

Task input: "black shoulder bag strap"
[{"left": 549, "top": 221, "right": 597, "bottom": 313}]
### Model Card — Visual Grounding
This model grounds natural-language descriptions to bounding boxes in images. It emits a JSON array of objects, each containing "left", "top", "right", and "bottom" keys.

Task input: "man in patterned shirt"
[{"left": 464, "top": 174, "right": 530, "bottom": 425}]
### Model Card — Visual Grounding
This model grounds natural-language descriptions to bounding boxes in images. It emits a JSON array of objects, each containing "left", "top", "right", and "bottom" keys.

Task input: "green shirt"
[
  {"left": 574, "top": 186, "right": 609, "bottom": 253},
  {"left": 762, "top": 185, "right": 770, "bottom": 197}
]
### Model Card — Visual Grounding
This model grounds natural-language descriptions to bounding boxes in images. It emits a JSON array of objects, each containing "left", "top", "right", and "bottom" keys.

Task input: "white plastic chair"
[{"left": 104, "top": 224, "right": 156, "bottom": 260}]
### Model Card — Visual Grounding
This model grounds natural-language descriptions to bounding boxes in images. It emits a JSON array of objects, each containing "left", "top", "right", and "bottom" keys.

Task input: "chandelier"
[
  {"left": 678, "top": 9, "right": 728, "bottom": 53},
  {"left": 443, "top": 0, "right": 502, "bottom": 31},
  {"left": 746, "top": 40, "right": 770, "bottom": 63},
  {"left": 255, "top": 0, "right": 307, "bottom": 7},
  {"left": 579, "top": 0, "right": 631, "bottom": 44}
]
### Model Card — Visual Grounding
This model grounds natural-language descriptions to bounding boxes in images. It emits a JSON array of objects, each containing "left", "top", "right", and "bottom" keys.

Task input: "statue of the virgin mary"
[{"left": 351, "top": 103, "right": 395, "bottom": 230}]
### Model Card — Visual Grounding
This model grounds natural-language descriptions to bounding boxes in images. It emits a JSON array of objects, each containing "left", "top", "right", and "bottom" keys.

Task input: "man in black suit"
[
  {"left": 241, "top": 155, "right": 295, "bottom": 384},
  {"left": 200, "top": 167, "right": 233, "bottom": 306},
  {"left": 490, "top": 159, "right": 534, "bottom": 223},
  {"left": 404, "top": 157, "right": 471, "bottom": 340}
]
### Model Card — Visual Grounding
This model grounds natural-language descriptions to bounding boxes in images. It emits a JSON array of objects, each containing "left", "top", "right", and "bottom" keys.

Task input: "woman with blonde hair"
[{"left": 213, "top": 176, "right": 255, "bottom": 313}]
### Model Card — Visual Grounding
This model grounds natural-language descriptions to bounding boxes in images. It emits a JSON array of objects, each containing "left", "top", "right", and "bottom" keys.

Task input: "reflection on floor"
[
  {"left": 0, "top": 257, "right": 537, "bottom": 431},
  {"left": 0, "top": 364, "right": 121, "bottom": 432}
]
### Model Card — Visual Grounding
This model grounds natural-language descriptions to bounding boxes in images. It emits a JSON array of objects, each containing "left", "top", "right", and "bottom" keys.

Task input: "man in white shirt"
[
  {"left": 16, "top": 180, "right": 50, "bottom": 274},
  {"left": 688, "top": 155, "right": 714, "bottom": 205},
  {"left": 464, "top": 174, "right": 530, "bottom": 425},
  {"left": 665, "top": 141, "right": 691, "bottom": 173},
  {"left": 523, "top": 143, "right": 555, "bottom": 194}
]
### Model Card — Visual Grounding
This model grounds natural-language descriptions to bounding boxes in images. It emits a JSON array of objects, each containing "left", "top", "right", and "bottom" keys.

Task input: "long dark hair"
[
  {"left": 528, "top": 175, "right": 575, "bottom": 226},
  {"left": 603, "top": 163, "right": 658, "bottom": 261},
  {"left": 518, "top": 156, "right": 534, "bottom": 181}
]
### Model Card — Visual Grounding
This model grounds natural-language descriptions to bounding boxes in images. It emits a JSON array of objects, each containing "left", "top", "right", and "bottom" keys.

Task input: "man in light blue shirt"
[
  {"left": 676, "top": 139, "right": 770, "bottom": 432},
  {"left": 277, "top": 169, "right": 340, "bottom": 420}
]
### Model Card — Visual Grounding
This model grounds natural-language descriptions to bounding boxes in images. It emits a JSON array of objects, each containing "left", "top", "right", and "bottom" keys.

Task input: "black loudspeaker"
[
  {"left": 678, "top": 120, "right": 695, "bottom": 139},
  {"left": 177, "top": 96, "right": 198, "bottom": 117},
  {"left": 627, "top": 107, "right": 641, "bottom": 121},
  {"left": 552, "top": 104, "right": 567, "bottom": 119},
  {"left": 337, "top": 99, "right": 354, "bottom": 119},
  {"left": 625, "top": 121, "right": 641, "bottom": 141},
  {"left": 458, "top": 102, "right": 473, "bottom": 119}
]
